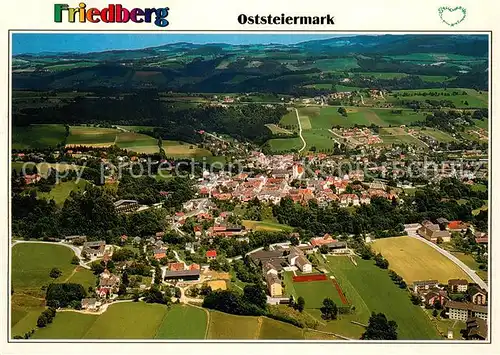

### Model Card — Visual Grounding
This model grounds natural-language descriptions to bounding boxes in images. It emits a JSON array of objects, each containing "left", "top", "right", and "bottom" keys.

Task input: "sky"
[{"left": 12, "top": 33, "right": 345, "bottom": 55}]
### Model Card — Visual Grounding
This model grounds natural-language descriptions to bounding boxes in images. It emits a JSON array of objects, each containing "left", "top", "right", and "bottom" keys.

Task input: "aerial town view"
[{"left": 10, "top": 33, "right": 489, "bottom": 341}]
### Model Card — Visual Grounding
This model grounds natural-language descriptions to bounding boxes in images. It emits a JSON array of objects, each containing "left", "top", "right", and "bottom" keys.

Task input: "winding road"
[
  {"left": 294, "top": 108, "right": 307, "bottom": 153},
  {"left": 408, "top": 235, "right": 488, "bottom": 290}
]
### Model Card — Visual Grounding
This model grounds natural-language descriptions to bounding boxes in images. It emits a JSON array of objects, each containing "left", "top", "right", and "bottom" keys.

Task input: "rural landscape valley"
[{"left": 11, "top": 34, "right": 489, "bottom": 341}]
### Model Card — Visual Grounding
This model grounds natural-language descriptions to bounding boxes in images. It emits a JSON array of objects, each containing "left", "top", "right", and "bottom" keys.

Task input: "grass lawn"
[
  {"left": 37, "top": 179, "right": 89, "bottom": 205},
  {"left": 321, "top": 256, "right": 441, "bottom": 340},
  {"left": 283, "top": 272, "right": 344, "bottom": 308},
  {"left": 242, "top": 220, "right": 293, "bottom": 232},
  {"left": 115, "top": 132, "right": 159, "bottom": 154},
  {"left": 67, "top": 126, "right": 120, "bottom": 146},
  {"left": 372, "top": 237, "right": 471, "bottom": 283},
  {"left": 450, "top": 251, "right": 488, "bottom": 282},
  {"left": 12, "top": 124, "right": 67, "bottom": 150},
  {"left": 155, "top": 304, "right": 207, "bottom": 339}
]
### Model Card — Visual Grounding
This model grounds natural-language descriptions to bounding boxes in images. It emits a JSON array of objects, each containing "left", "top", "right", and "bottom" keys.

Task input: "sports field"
[
  {"left": 372, "top": 236, "right": 471, "bottom": 283},
  {"left": 12, "top": 124, "right": 67, "bottom": 150},
  {"left": 319, "top": 256, "right": 440, "bottom": 340}
]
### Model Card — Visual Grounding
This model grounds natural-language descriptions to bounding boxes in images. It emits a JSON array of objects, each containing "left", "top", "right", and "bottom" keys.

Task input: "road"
[
  {"left": 12, "top": 240, "right": 91, "bottom": 269},
  {"left": 360, "top": 94, "right": 365, "bottom": 105},
  {"left": 408, "top": 235, "right": 488, "bottom": 289},
  {"left": 294, "top": 108, "right": 307, "bottom": 153}
]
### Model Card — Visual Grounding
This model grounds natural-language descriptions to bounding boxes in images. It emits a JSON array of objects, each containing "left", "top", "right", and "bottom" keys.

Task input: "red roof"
[
  {"left": 169, "top": 262, "right": 185, "bottom": 271},
  {"left": 189, "top": 263, "right": 200, "bottom": 270},
  {"left": 448, "top": 220, "right": 463, "bottom": 229},
  {"left": 311, "top": 235, "right": 337, "bottom": 247},
  {"left": 154, "top": 252, "right": 166, "bottom": 260},
  {"left": 206, "top": 250, "right": 217, "bottom": 258}
]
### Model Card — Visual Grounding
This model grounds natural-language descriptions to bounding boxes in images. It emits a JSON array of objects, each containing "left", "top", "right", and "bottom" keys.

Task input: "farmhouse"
[
  {"left": 82, "top": 241, "right": 106, "bottom": 258},
  {"left": 114, "top": 199, "right": 139, "bottom": 213},
  {"left": 448, "top": 279, "right": 468, "bottom": 293},
  {"left": 445, "top": 300, "right": 488, "bottom": 322},
  {"left": 412, "top": 279, "right": 439, "bottom": 293},
  {"left": 99, "top": 269, "right": 120, "bottom": 294},
  {"left": 417, "top": 221, "right": 451, "bottom": 243},
  {"left": 164, "top": 269, "right": 200, "bottom": 282},
  {"left": 447, "top": 220, "right": 470, "bottom": 232},
  {"left": 464, "top": 318, "right": 488, "bottom": 340},
  {"left": 81, "top": 298, "right": 100, "bottom": 311},
  {"left": 266, "top": 273, "right": 283, "bottom": 297},
  {"left": 470, "top": 287, "right": 487, "bottom": 305}
]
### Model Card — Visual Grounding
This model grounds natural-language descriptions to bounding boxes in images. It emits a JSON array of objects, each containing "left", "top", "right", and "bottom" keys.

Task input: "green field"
[
  {"left": 279, "top": 110, "right": 299, "bottom": 128},
  {"left": 155, "top": 305, "right": 208, "bottom": 339},
  {"left": 12, "top": 124, "right": 67, "bottom": 150},
  {"left": 207, "top": 311, "right": 260, "bottom": 339},
  {"left": 265, "top": 124, "right": 293, "bottom": 135},
  {"left": 12, "top": 243, "right": 76, "bottom": 291},
  {"left": 417, "top": 128, "right": 457, "bottom": 142},
  {"left": 115, "top": 132, "right": 159, "bottom": 154},
  {"left": 389, "top": 88, "right": 488, "bottom": 108},
  {"left": 317, "top": 256, "right": 441, "bottom": 340},
  {"left": 11, "top": 242, "right": 81, "bottom": 338},
  {"left": 206, "top": 311, "right": 306, "bottom": 339},
  {"left": 45, "top": 62, "right": 98, "bottom": 71},
  {"left": 303, "top": 106, "right": 427, "bottom": 129},
  {"left": 37, "top": 179, "right": 89, "bottom": 205},
  {"left": 66, "top": 267, "right": 97, "bottom": 290},
  {"left": 242, "top": 220, "right": 293, "bottom": 232},
  {"left": 266, "top": 137, "right": 303, "bottom": 153},
  {"left": 162, "top": 140, "right": 212, "bottom": 158},
  {"left": 67, "top": 126, "right": 120, "bottom": 146},
  {"left": 283, "top": 273, "right": 344, "bottom": 308}
]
